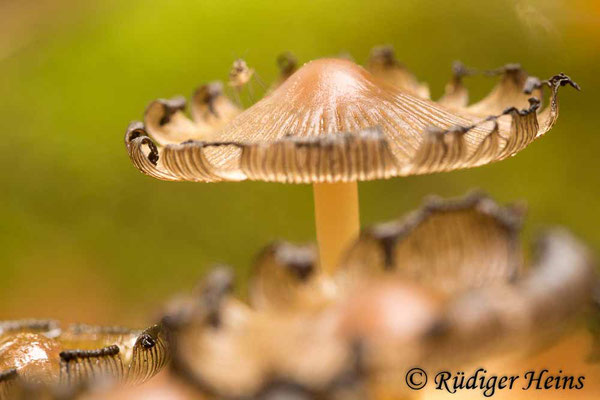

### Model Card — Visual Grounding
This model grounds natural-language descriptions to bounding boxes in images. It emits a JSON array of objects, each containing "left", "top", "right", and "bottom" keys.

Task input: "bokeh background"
[{"left": 1, "top": 0, "right": 598, "bottom": 327}]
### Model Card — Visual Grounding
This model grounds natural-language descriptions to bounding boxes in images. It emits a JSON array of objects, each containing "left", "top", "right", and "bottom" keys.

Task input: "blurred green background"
[{"left": 1, "top": 0, "right": 598, "bottom": 326}]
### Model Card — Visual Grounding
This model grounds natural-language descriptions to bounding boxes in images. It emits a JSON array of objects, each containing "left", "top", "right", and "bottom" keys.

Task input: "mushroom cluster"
[
  {"left": 1, "top": 193, "right": 598, "bottom": 399},
  {"left": 124, "top": 46, "right": 579, "bottom": 275},
  {"left": 158, "top": 192, "right": 598, "bottom": 400}
]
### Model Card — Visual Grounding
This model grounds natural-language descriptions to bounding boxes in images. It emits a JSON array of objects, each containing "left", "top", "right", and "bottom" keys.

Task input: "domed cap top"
[
  {"left": 215, "top": 58, "right": 470, "bottom": 156},
  {"left": 270, "top": 58, "right": 380, "bottom": 106}
]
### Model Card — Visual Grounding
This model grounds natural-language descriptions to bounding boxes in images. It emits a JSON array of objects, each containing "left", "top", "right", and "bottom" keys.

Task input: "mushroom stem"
[{"left": 313, "top": 182, "right": 360, "bottom": 274}]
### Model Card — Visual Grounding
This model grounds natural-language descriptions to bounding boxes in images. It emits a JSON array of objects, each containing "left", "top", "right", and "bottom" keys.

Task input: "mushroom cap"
[
  {"left": 336, "top": 280, "right": 442, "bottom": 342},
  {"left": 0, "top": 333, "right": 61, "bottom": 385},
  {"left": 0, "top": 321, "right": 169, "bottom": 396},
  {"left": 125, "top": 51, "right": 578, "bottom": 183}
]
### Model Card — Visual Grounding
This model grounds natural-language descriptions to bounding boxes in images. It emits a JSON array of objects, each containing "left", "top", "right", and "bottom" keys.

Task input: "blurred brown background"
[{"left": 0, "top": 0, "right": 598, "bottom": 326}]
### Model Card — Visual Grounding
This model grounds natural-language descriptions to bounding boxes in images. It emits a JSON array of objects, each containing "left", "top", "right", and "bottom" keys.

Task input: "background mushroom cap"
[
  {"left": 336, "top": 280, "right": 442, "bottom": 342},
  {"left": 0, "top": 321, "right": 169, "bottom": 398},
  {"left": 0, "top": 333, "right": 61, "bottom": 385}
]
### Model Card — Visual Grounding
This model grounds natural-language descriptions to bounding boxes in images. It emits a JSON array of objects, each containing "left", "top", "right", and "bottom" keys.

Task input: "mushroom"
[
  {"left": 0, "top": 321, "right": 169, "bottom": 399},
  {"left": 124, "top": 46, "right": 579, "bottom": 274},
  {"left": 2, "top": 194, "right": 596, "bottom": 399},
  {"left": 160, "top": 192, "right": 598, "bottom": 400}
]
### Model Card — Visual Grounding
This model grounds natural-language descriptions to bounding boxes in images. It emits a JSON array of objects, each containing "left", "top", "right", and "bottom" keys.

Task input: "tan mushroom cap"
[
  {"left": 338, "top": 192, "right": 525, "bottom": 295},
  {"left": 125, "top": 53, "right": 578, "bottom": 183},
  {"left": 0, "top": 321, "right": 169, "bottom": 398},
  {"left": 0, "top": 333, "right": 62, "bottom": 385}
]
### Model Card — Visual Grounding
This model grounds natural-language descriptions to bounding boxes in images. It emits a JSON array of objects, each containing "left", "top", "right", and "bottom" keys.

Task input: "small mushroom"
[
  {"left": 0, "top": 321, "right": 168, "bottom": 399},
  {"left": 124, "top": 47, "right": 579, "bottom": 275}
]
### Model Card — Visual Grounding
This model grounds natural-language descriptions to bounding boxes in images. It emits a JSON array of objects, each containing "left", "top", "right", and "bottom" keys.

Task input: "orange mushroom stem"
[{"left": 313, "top": 181, "right": 360, "bottom": 274}]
